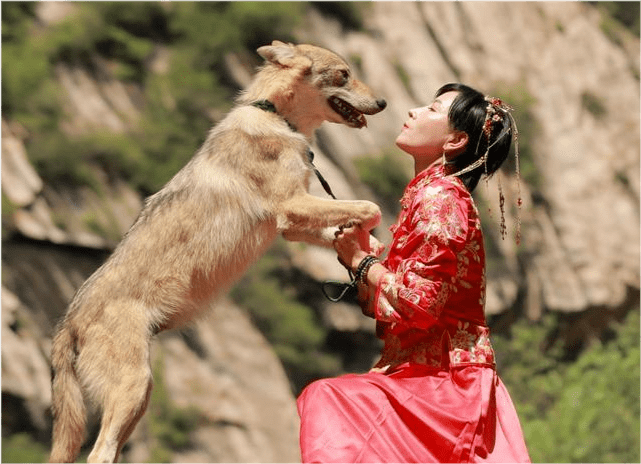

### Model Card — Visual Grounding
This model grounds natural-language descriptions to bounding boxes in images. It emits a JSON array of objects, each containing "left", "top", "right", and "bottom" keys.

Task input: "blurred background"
[{"left": 2, "top": 2, "right": 639, "bottom": 462}]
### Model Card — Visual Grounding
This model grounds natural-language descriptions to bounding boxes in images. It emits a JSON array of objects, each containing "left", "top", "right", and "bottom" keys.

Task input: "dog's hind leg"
[
  {"left": 78, "top": 302, "right": 155, "bottom": 463},
  {"left": 86, "top": 358, "right": 153, "bottom": 463}
]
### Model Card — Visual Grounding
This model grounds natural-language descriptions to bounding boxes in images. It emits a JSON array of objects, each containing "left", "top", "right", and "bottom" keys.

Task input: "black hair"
[{"left": 435, "top": 83, "right": 513, "bottom": 192}]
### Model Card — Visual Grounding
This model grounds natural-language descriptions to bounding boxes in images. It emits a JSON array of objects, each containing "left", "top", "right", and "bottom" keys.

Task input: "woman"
[{"left": 297, "top": 83, "right": 530, "bottom": 463}]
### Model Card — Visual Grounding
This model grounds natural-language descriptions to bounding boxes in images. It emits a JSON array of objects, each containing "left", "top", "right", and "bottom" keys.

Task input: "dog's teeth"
[{"left": 329, "top": 96, "right": 363, "bottom": 125}]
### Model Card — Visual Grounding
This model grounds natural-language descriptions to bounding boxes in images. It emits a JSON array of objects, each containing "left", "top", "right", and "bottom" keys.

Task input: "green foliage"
[
  {"left": 1, "top": 2, "right": 36, "bottom": 42},
  {"left": 1, "top": 32, "right": 63, "bottom": 127},
  {"left": 494, "top": 309, "right": 640, "bottom": 463},
  {"left": 348, "top": 53, "right": 364, "bottom": 75},
  {"left": 354, "top": 151, "right": 411, "bottom": 214},
  {"left": 169, "top": 2, "right": 302, "bottom": 57},
  {"left": 595, "top": 1, "right": 640, "bottom": 43},
  {"left": 1, "top": 432, "right": 48, "bottom": 463},
  {"left": 1, "top": 2, "right": 307, "bottom": 195},
  {"left": 493, "top": 314, "right": 566, "bottom": 420},
  {"left": 26, "top": 132, "right": 104, "bottom": 192}
]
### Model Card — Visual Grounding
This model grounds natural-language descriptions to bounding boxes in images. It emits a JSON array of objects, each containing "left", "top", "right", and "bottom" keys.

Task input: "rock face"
[
  {"left": 132, "top": 299, "right": 300, "bottom": 463},
  {"left": 299, "top": 1, "right": 640, "bottom": 319},
  {"left": 2, "top": 239, "right": 301, "bottom": 462},
  {"left": 2, "top": 2, "right": 638, "bottom": 462}
]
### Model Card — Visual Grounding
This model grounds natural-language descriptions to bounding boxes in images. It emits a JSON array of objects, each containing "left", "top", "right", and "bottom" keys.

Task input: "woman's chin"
[{"left": 395, "top": 136, "right": 411, "bottom": 153}]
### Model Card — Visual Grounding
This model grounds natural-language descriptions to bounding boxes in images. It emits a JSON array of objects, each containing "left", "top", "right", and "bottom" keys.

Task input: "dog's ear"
[{"left": 257, "top": 41, "right": 312, "bottom": 70}]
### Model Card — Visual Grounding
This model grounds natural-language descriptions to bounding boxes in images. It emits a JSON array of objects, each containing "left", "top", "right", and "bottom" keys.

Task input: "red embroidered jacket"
[{"left": 371, "top": 164, "right": 495, "bottom": 372}]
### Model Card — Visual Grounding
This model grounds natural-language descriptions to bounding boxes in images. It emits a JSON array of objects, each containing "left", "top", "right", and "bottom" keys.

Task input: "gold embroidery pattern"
[{"left": 372, "top": 165, "right": 494, "bottom": 371}]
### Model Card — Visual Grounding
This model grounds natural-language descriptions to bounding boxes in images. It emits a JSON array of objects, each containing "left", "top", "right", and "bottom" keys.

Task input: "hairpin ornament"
[{"left": 449, "top": 96, "right": 522, "bottom": 244}]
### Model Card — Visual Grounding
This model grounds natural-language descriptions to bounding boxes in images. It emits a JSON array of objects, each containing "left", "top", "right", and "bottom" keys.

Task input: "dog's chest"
[{"left": 211, "top": 111, "right": 312, "bottom": 193}]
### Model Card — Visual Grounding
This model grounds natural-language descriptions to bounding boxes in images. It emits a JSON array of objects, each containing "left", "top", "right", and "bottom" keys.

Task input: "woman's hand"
[
  {"left": 334, "top": 224, "right": 385, "bottom": 319},
  {"left": 333, "top": 224, "right": 368, "bottom": 271},
  {"left": 333, "top": 224, "right": 384, "bottom": 271},
  {"left": 357, "top": 283, "right": 374, "bottom": 318}
]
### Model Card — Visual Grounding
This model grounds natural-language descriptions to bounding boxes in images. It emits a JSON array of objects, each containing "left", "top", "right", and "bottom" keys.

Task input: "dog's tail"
[{"left": 49, "top": 323, "right": 86, "bottom": 463}]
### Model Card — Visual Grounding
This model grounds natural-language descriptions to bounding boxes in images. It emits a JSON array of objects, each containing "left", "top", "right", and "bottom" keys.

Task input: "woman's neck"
[{"left": 414, "top": 157, "right": 443, "bottom": 177}]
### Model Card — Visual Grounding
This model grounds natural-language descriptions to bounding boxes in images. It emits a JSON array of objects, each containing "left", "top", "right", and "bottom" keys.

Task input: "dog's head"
[{"left": 255, "top": 41, "right": 386, "bottom": 130}]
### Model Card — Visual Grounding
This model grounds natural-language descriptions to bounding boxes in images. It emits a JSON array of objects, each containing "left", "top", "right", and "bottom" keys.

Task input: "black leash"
[
  {"left": 252, "top": 99, "right": 355, "bottom": 301},
  {"left": 307, "top": 148, "right": 337, "bottom": 200},
  {"left": 321, "top": 270, "right": 358, "bottom": 303}
]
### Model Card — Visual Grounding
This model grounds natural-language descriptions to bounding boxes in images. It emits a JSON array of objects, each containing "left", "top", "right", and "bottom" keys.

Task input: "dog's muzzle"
[{"left": 329, "top": 97, "right": 387, "bottom": 128}]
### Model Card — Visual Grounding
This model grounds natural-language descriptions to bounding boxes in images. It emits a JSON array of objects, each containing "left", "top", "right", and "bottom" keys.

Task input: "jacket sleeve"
[{"left": 372, "top": 183, "right": 470, "bottom": 329}]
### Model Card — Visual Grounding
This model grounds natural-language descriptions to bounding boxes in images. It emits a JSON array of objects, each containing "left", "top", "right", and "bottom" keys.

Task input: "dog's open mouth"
[{"left": 329, "top": 96, "right": 367, "bottom": 128}]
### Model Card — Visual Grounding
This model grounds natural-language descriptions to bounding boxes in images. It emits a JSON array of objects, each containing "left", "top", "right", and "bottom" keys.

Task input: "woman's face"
[{"left": 395, "top": 90, "right": 460, "bottom": 165}]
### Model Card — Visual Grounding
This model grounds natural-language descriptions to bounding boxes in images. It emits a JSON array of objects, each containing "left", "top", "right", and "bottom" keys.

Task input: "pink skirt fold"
[{"left": 297, "top": 365, "right": 530, "bottom": 463}]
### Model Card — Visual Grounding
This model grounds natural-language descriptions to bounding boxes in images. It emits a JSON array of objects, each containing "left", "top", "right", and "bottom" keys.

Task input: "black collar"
[
  {"left": 251, "top": 99, "right": 336, "bottom": 200},
  {"left": 251, "top": 99, "right": 298, "bottom": 133}
]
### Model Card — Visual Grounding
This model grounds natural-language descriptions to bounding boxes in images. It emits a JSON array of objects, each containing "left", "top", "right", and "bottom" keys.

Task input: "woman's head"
[
  {"left": 396, "top": 83, "right": 515, "bottom": 192},
  {"left": 395, "top": 90, "right": 467, "bottom": 172},
  {"left": 435, "top": 83, "right": 514, "bottom": 191}
]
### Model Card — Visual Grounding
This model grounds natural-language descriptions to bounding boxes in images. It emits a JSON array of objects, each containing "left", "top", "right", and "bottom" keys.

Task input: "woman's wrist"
[
  {"left": 350, "top": 251, "right": 370, "bottom": 271},
  {"left": 365, "top": 262, "right": 386, "bottom": 288},
  {"left": 354, "top": 256, "right": 378, "bottom": 285}
]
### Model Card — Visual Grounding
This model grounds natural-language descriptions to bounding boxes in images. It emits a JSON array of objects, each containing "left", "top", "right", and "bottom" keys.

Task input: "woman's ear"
[{"left": 444, "top": 130, "right": 469, "bottom": 156}]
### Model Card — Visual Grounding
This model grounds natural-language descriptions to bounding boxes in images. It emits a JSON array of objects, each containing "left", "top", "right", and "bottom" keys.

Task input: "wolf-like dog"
[{"left": 48, "top": 41, "right": 386, "bottom": 463}]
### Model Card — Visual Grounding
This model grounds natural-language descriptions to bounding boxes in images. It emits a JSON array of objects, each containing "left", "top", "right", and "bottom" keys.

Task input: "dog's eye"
[{"left": 335, "top": 69, "right": 349, "bottom": 86}]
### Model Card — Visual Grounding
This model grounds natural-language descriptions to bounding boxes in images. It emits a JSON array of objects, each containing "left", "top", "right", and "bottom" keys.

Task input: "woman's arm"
[
  {"left": 333, "top": 225, "right": 386, "bottom": 318},
  {"left": 336, "top": 225, "right": 435, "bottom": 325},
  {"left": 334, "top": 183, "right": 472, "bottom": 327},
  {"left": 357, "top": 262, "right": 387, "bottom": 319}
]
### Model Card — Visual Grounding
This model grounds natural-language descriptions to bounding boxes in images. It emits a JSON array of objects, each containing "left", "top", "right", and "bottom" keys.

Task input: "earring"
[{"left": 442, "top": 152, "right": 455, "bottom": 175}]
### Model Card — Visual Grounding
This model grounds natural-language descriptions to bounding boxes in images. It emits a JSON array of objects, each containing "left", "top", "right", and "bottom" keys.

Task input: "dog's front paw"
[{"left": 355, "top": 201, "right": 381, "bottom": 231}]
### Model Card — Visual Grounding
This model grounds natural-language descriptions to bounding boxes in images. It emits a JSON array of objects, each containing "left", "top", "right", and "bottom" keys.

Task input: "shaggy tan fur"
[{"left": 49, "top": 41, "right": 385, "bottom": 463}]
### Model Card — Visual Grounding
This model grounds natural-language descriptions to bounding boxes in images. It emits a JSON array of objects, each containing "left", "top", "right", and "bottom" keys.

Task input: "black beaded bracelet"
[{"left": 354, "top": 255, "right": 379, "bottom": 286}]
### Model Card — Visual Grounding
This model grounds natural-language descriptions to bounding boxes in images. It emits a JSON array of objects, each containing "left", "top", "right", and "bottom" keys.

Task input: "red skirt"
[{"left": 297, "top": 364, "right": 530, "bottom": 463}]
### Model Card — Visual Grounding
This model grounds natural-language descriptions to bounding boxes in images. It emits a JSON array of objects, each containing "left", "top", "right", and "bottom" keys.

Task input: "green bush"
[
  {"left": 2, "top": 1, "right": 307, "bottom": 195},
  {"left": 1, "top": 2, "right": 36, "bottom": 42},
  {"left": 493, "top": 309, "right": 640, "bottom": 463},
  {"left": 595, "top": 1, "right": 640, "bottom": 45}
]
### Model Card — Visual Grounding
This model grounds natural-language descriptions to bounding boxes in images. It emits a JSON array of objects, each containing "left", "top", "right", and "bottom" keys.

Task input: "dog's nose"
[{"left": 377, "top": 99, "right": 387, "bottom": 110}]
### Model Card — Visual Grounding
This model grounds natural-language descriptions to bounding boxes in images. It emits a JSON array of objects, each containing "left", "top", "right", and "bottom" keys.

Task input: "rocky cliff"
[{"left": 2, "top": 2, "right": 639, "bottom": 462}]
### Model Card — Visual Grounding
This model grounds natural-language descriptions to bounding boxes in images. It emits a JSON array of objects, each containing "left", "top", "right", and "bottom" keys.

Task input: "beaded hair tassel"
[
  {"left": 485, "top": 96, "right": 522, "bottom": 245},
  {"left": 449, "top": 96, "right": 522, "bottom": 244}
]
